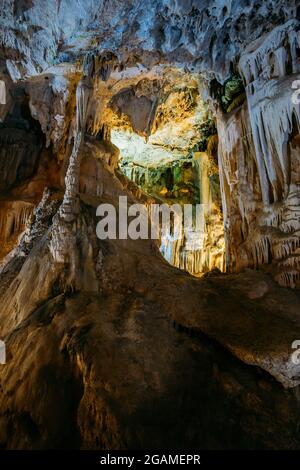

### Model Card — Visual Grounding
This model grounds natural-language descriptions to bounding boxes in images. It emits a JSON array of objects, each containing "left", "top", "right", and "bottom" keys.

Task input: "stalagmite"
[
  {"left": 50, "top": 56, "right": 94, "bottom": 266},
  {"left": 59, "top": 57, "right": 94, "bottom": 221}
]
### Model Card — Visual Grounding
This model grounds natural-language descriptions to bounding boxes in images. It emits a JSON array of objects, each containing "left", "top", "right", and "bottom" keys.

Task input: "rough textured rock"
[
  {"left": 218, "top": 21, "right": 300, "bottom": 286},
  {"left": 0, "top": 0, "right": 300, "bottom": 451},
  {"left": 1, "top": 0, "right": 297, "bottom": 82},
  {"left": 1, "top": 146, "right": 300, "bottom": 450}
]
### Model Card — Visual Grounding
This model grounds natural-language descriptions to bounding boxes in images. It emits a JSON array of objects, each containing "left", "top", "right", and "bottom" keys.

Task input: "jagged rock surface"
[
  {"left": 218, "top": 20, "right": 300, "bottom": 286},
  {"left": 1, "top": 143, "right": 300, "bottom": 450},
  {"left": 0, "top": 0, "right": 300, "bottom": 451}
]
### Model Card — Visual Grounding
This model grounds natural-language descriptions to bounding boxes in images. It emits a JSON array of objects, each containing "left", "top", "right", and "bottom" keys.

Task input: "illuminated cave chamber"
[
  {"left": 2, "top": 0, "right": 300, "bottom": 452},
  {"left": 110, "top": 76, "right": 225, "bottom": 276}
]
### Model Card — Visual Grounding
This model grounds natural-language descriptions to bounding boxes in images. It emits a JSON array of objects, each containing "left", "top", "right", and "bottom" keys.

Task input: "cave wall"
[
  {"left": 1, "top": 2, "right": 299, "bottom": 285},
  {"left": 1, "top": 0, "right": 300, "bottom": 450},
  {"left": 217, "top": 20, "right": 300, "bottom": 287}
]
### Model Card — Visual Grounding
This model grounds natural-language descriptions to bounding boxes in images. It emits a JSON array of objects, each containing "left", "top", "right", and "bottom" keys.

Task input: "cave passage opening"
[{"left": 109, "top": 75, "right": 226, "bottom": 276}]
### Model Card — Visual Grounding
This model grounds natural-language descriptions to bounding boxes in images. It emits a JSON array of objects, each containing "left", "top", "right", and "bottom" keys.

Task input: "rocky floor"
[{"left": 0, "top": 163, "right": 300, "bottom": 449}]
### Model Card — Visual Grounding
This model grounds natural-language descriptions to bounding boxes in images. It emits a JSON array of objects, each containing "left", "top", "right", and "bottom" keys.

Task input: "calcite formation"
[
  {"left": 0, "top": 0, "right": 300, "bottom": 451},
  {"left": 218, "top": 19, "right": 300, "bottom": 286}
]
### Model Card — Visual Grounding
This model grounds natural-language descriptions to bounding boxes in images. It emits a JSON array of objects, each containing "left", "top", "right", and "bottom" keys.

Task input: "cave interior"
[{"left": 0, "top": 0, "right": 300, "bottom": 451}]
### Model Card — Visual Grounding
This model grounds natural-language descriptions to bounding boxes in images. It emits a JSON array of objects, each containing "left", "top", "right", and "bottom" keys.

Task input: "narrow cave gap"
[
  {"left": 0, "top": 86, "right": 60, "bottom": 260},
  {"left": 222, "top": 6, "right": 228, "bottom": 17},
  {"left": 284, "top": 38, "right": 293, "bottom": 75},
  {"left": 0, "top": 87, "right": 45, "bottom": 196},
  {"left": 269, "top": 52, "right": 278, "bottom": 78}
]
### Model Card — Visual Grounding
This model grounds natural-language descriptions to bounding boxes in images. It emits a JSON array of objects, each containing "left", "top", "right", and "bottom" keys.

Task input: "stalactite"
[
  {"left": 0, "top": 201, "right": 33, "bottom": 243},
  {"left": 239, "top": 20, "right": 300, "bottom": 86},
  {"left": 275, "top": 271, "right": 300, "bottom": 289},
  {"left": 217, "top": 20, "right": 300, "bottom": 287},
  {"left": 239, "top": 20, "right": 300, "bottom": 204},
  {"left": 0, "top": 200, "right": 34, "bottom": 263}
]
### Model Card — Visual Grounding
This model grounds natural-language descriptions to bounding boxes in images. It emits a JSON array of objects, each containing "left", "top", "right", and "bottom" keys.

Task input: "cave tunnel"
[{"left": 109, "top": 79, "right": 225, "bottom": 276}]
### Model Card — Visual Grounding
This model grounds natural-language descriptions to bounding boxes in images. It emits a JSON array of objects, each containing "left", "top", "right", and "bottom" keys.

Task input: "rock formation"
[{"left": 0, "top": 0, "right": 300, "bottom": 450}]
